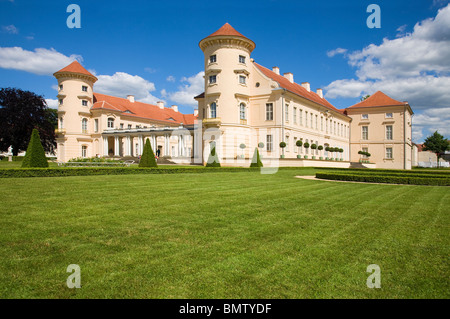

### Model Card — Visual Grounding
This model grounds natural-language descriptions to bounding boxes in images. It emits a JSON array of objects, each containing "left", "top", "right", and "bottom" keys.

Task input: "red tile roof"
[
  {"left": 347, "top": 91, "right": 407, "bottom": 108},
  {"left": 91, "top": 93, "right": 197, "bottom": 125},
  {"left": 254, "top": 62, "right": 344, "bottom": 114},
  {"left": 54, "top": 61, "right": 97, "bottom": 79},
  {"left": 205, "top": 23, "right": 250, "bottom": 40}
]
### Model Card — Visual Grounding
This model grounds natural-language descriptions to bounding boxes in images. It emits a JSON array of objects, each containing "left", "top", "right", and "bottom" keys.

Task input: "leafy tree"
[
  {"left": 206, "top": 142, "right": 221, "bottom": 167},
  {"left": 250, "top": 147, "right": 263, "bottom": 168},
  {"left": 139, "top": 138, "right": 157, "bottom": 167},
  {"left": 0, "top": 88, "right": 56, "bottom": 155},
  {"left": 21, "top": 129, "right": 48, "bottom": 168},
  {"left": 423, "top": 131, "right": 450, "bottom": 168},
  {"left": 361, "top": 94, "right": 371, "bottom": 101}
]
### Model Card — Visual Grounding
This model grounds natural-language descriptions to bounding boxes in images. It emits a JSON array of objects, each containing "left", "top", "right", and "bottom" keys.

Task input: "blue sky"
[{"left": 1, "top": 0, "right": 449, "bottom": 142}]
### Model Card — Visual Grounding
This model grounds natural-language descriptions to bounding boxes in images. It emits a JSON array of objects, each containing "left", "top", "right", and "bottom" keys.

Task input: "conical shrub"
[
  {"left": 250, "top": 147, "right": 263, "bottom": 168},
  {"left": 206, "top": 143, "right": 221, "bottom": 167},
  {"left": 22, "top": 129, "right": 48, "bottom": 168},
  {"left": 139, "top": 138, "right": 158, "bottom": 168}
]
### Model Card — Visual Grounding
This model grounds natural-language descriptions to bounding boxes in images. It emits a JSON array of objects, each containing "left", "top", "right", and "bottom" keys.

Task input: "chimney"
[
  {"left": 316, "top": 88, "right": 323, "bottom": 98},
  {"left": 127, "top": 95, "right": 135, "bottom": 103},
  {"left": 194, "top": 109, "right": 198, "bottom": 116},
  {"left": 283, "top": 72, "right": 294, "bottom": 83},
  {"left": 301, "top": 82, "right": 311, "bottom": 92},
  {"left": 157, "top": 101, "right": 164, "bottom": 109},
  {"left": 171, "top": 105, "right": 178, "bottom": 112},
  {"left": 272, "top": 66, "right": 280, "bottom": 75}
]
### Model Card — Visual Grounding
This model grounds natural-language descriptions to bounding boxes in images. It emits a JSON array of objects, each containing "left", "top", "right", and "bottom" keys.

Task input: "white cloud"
[
  {"left": 144, "top": 67, "right": 156, "bottom": 73},
  {"left": 45, "top": 99, "right": 59, "bottom": 109},
  {"left": 324, "top": 4, "right": 450, "bottom": 142},
  {"left": 0, "top": 47, "right": 81, "bottom": 75},
  {"left": 167, "top": 71, "right": 204, "bottom": 106},
  {"left": 326, "top": 48, "right": 347, "bottom": 57},
  {"left": 95, "top": 72, "right": 162, "bottom": 105},
  {"left": 166, "top": 75, "right": 176, "bottom": 82},
  {"left": 2, "top": 25, "right": 18, "bottom": 34}
]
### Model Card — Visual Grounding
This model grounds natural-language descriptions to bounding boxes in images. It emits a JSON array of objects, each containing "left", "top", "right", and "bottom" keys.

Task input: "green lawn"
[{"left": 0, "top": 168, "right": 448, "bottom": 298}]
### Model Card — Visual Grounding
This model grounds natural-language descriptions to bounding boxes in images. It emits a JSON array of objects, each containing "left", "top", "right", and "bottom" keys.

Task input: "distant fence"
[{"left": 418, "top": 161, "right": 449, "bottom": 168}]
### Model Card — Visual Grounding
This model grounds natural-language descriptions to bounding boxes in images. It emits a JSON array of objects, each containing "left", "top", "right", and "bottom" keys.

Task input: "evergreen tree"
[
  {"left": 139, "top": 138, "right": 158, "bottom": 168},
  {"left": 206, "top": 142, "right": 221, "bottom": 167},
  {"left": 21, "top": 129, "right": 48, "bottom": 168},
  {"left": 250, "top": 147, "right": 263, "bottom": 168}
]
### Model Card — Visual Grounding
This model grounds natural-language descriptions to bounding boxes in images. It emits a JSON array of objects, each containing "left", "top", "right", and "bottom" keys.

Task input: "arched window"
[
  {"left": 107, "top": 117, "right": 114, "bottom": 128},
  {"left": 81, "top": 118, "right": 88, "bottom": 133},
  {"left": 210, "top": 103, "right": 217, "bottom": 118},
  {"left": 240, "top": 103, "right": 246, "bottom": 120}
]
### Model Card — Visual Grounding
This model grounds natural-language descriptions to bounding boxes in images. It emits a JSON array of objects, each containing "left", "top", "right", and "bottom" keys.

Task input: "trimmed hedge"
[
  {"left": 22, "top": 129, "right": 48, "bottom": 168},
  {"left": 316, "top": 172, "right": 450, "bottom": 186},
  {"left": 315, "top": 167, "right": 450, "bottom": 176},
  {"left": 1, "top": 156, "right": 25, "bottom": 162}
]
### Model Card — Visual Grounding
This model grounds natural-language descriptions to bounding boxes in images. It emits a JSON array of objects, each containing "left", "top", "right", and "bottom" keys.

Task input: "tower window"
[
  {"left": 94, "top": 119, "right": 98, "bottom": 132},
  {"left": 239, "top": 55, "right": 246, "bottom": 64},
  {"left": 210, "top": 102, "right": 217, "bottom": 118},
  {"left": 209, "top": 55, "right": 216, "bottom": 63},
  {"left": 82, "top": 85, "right": 88, "bottom": 92},
  {"left": 240, "top": 103, "right": 246, "bottom": 120},
  {"left": 59, "top": 99, "right": 63, "bottom": 105},
  {"left": 59, "top": 85, "right": 63, "bottom": 91},
  {"left": 82, "top": 100, "right": 88, "bottom": 106},
  {"left": 209, "top": 75, "right": 217, "bottom": 84},
  {"left": 239, "top": 75, "right": 246, "bottom": 85}
]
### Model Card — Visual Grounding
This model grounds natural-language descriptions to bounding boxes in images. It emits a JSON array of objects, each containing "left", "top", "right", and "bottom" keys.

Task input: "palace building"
[{"left": 54, "top": 23, "right": 415, "bottom": 169}]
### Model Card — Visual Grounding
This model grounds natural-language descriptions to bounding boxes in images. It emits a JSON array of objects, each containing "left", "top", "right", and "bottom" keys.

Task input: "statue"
[{"left": 7, "top": 145, "right": 13, "bottom": 155}]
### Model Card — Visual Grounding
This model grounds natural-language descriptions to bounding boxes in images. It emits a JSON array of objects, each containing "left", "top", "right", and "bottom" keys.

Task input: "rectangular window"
[
  {"left": 266, "top": 135, "right": 273, "bottom": 152},
  {"left": 266, "top": 103, "right": 273, "bottom": 121},
  {"left": 285, "top": 135, "right": 289, "bottom": 152},
  {"left": 334, "top": 121, "right": 336, "bottom": 135},
  {"left": 59, "top": 99, "right": 63, "bottom": 105},
  {"left": 239, "top": 55, "right": 246, "bottom": 64},
  {"left": 315, "top": 115, "right": 318, "bottom": 130},
  {"left": 326, "top": 119, "right": 329, "bottom": 133},
  {"left": 209, "top": 75, "right": 216, "bottom": 84},
  {"left": 94, "top": 119, "right": 98, "bottom": 133},
  {"left": 82, "top": 100, "right": 88, "bottom": 106},
  {"left": 321, "top": 117, "right": 323, "bottom": 131},
  {"left": 386, "top": 125, "right": 393, "bottom": 140},
  {"left": 81, "top": 145, "right": 87, "bottom": 158},
  {"left": 311, "top": 114, "right": 313, "bottom": 128},
  {"left": 386, "top": 147, "right": 393, "bottom": 159},
  {"left": 305, "top": 112, "right": 308, "bottom": 127},
  {"left": 362, "top": 114, "right": 369, "bottom": 119},
  {"left": 239, "top": 75, "right": 246, "bottom": 85},
  {"left": 82, "top": 85, "right": 88, "bottom": 92},
  {"left": 386, "top": 112, "right": 393, "bottom": 118},
  {"left": 362, "top": 126, "right": 368, "bottom": 140},
  {"left": 209, "top": 55, "right": 216, "bottom": 63},
  {"left": 285, "top": 104, "right": 289, "bottom": 123},
  {"left": 299, "top": 109, "right": 303, "bottom": 126},
  {"left": 128, "top": 124, "right": 132, "bottom": 129},
  {"left": 293, "top": 107, "right": 297, "bottom": 124},
  {"left": 59, "top": 85, "right": 63, "bottom": 91},
  {"left": 120, "top": 123, "right": 124, "bottom": 129}
]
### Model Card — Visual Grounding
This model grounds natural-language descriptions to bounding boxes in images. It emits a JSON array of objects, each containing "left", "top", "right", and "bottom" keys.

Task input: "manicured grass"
[{"left": 0, "top": 169, "right": 448, "bottom": 298}]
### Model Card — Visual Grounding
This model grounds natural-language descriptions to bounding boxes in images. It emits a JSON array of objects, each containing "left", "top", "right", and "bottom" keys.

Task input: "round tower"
[
  {"left": 53, "top": 61, "right": 97, "bottom": 161},
  {"left": 199, "top": 23, "right": 255, "bottom": 125}
]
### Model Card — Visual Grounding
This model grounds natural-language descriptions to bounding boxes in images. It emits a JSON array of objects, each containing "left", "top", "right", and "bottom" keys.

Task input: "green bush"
[
  {"left": 206, "top": 143, "right": 221, "bottom": 167},
  {"left": 279, "top": 142, "right": 286, "bottom": 148},
  {"left": 68, "top": 157, "right": 123, "bottom": 163},
  {"left": 296, "top": 140, "right": 303, "bottom": 147},
  {"left": 21, "top": 129, "right": 48, "bottom": 168},
  {"left": 250, "top": 147, "right": 263, "bottom": 168},
  {"left": 139, "top": 138, "right": 157, "bottom": 168},
  {"left": 1, "top": 156, "right": 25, "bottom": 162},
  {"left": 316, "top": 172, "right": 450, "bottom": 186}
]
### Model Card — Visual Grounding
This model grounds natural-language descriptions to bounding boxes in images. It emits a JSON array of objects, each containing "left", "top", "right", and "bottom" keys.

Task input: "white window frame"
[
  {"left": 386, "top": 125, "right": 393, "bottom": 140},
  {"left": 362, "top": 126, "right": 368, "bottom": 140},
  {"left": 239, "top": 103, "right": 246, "bottom": 120},
  {"left": 386, "top": 147, "right": 393, "bottom": 159},
  {"left": 362, "top": 114, "right": 369, "bottom": 120},
  {"left": 239, "top": 55, "right": 246, "bottom": 64},
  {"left": 107, "top": 118, "right": 114, "bottom": 129},
  {"left": 209, "top": 75, "right": 217, "bottom": 84},
  {"left": 239, "top": 75, "right": 246, "bottom": 85},
  {"left": 82, "top": 85, "right": 88, "bottom": 92},
  {"left": 267, "top": 135, "right": 273, "bottom": 152},
  {"left": 209, "top": 55, "right": 216, "bottom": 63},
  {"left": 210, "top": 102, "right": 217, "bottom": 118},
  {"left": 266, "top": 103, "right": 273, "bottom": 121}
]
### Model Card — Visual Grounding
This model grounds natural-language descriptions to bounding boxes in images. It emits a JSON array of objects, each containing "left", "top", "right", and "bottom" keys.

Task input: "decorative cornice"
[
  {"left": 54, "top": 72, "right": 97, "bottom": 84},
  {"left": 199, "top": 36, "right": 255, "bottom": 53}
]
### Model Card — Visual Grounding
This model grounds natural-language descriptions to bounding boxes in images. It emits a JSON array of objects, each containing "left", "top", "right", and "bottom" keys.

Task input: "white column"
[
  {"left": 103, "top": 136, "right": 108, "bottom": 156},
  {"left": 114, "top": 136, "right": 120, "bottom": 156},
  {"left": 125, "top": 136, "right": 131, "bottom": 156},
  {"left": 139, "top": 135, "right": 144, "bottom": 155},
  {"left": 152, "top": 135, "right": 156, "bottom": 151},
  {"left": 164, "top": 134, "right": 169, "bottom": 156}
]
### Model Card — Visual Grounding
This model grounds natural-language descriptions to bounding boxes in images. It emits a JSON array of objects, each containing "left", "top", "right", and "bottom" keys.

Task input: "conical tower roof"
[{"left": 53, "top": 61, "right": 97, "bottom": 82}]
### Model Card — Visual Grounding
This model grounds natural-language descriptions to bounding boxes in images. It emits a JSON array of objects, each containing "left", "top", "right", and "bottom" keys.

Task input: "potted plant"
[
  {"left": 339, "top": 148, "right": 344, "bottom": 161},
  {"left": 318, "top": 145, "right": 323, "bottom": 160},
  {"left": 258, "top": 142, "right": 264, "bottom": 149},
  {"left": 296, "top": 140, "right": 303, "bottom": 158},
  {"left": 311, "top": 144, "right": 317, "bottom": 159},
  {"left": 325, "top": 146, "right": 330, "bottom": 160},
  {"left": 279, "top": 141, "right": 286, "bottom": 158},
  {"left": 239, "top": 143, "right": 246, "bottom": 159},
  {"left": 303, "top": 142, "right": 310, "bottom": 159}
]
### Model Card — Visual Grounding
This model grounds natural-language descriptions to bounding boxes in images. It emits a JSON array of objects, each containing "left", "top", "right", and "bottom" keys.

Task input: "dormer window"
[
  {"left": 82, "top": 85, "right": 88, "bottom": 92},
  {"left": 107, "top": 118, "right": 114, "bottom": 128},
  {"left": 209, "top": 55, "right": 216, "bottom": 63},
  {"left": 239, "top": 55, "right": 246, "bottom": 64}
]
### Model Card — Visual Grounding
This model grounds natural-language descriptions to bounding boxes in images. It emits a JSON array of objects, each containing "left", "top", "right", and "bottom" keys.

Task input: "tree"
[
  {"left": 0, "top": 88, "right": 56, "bottom": 156},
  {"left": 139, "top": 138, "right": 157, "bottom": 167},
  {"left": 206, "top": 142, "right": 221, "bottom": 167},
  {"left": 250, "top": 147, "right": 263, "bottom": 168},
  {"left": 361, "top": 94, "right": 371, "bottom": 101},
  {"left": 423, "top": 131, "right": 450, "bottom": 168},
  {"left": 21, "top": 129, "right": 48, "bottom": 168}
]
